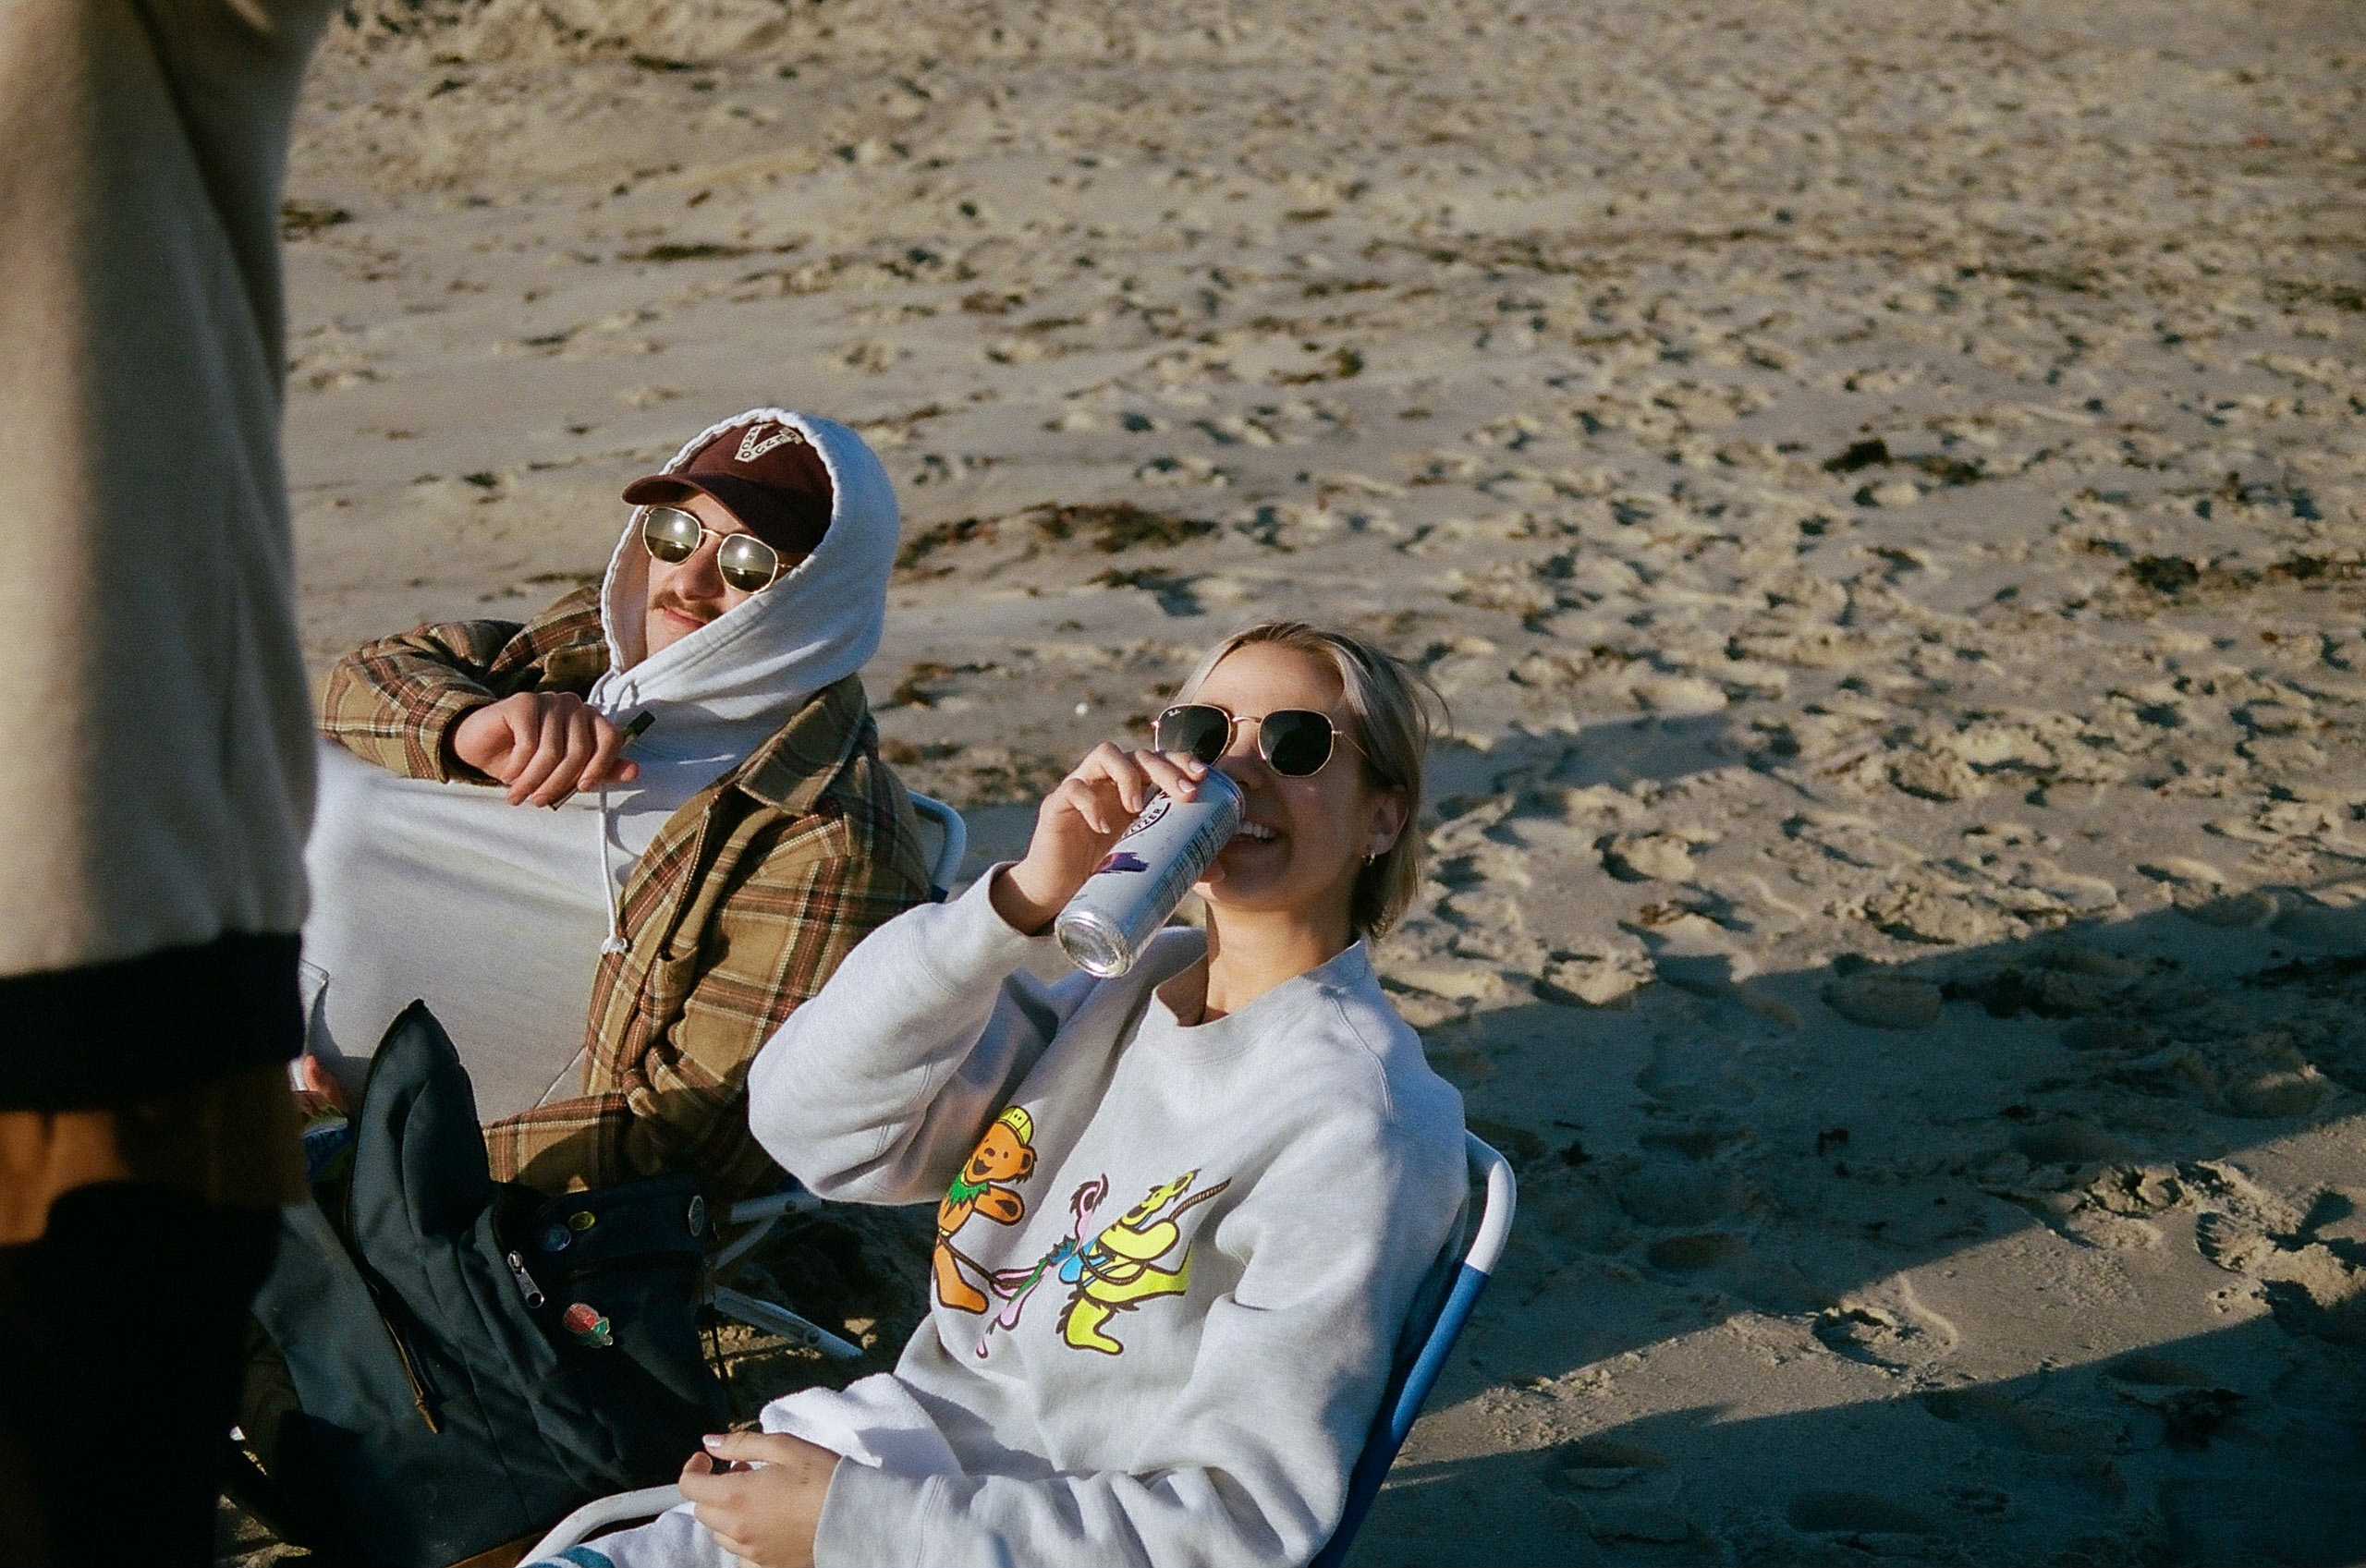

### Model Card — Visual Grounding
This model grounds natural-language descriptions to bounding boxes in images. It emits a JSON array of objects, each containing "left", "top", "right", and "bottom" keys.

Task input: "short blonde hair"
[{"left": 1175, "top": 621, "right": 1444, "bottom": 939}]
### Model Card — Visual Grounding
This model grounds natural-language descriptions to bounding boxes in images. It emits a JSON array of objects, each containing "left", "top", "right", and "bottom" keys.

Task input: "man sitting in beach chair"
[{"left": 299, "top": 409, "right": 932, "bottom": 1200}]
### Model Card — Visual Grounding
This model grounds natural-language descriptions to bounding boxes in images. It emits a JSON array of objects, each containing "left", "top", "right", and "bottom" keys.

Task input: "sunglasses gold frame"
[
  {"left": 1153, "top": 702, "right": 1365, "bottom": 778},
  {"left": 640, "top": 505, "right": 794, "bottom": 594}
]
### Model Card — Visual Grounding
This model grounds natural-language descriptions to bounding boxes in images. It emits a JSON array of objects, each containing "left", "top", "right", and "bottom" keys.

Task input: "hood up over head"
[{"left": 587, "top": 408, "right": 899, "bottom": 749}]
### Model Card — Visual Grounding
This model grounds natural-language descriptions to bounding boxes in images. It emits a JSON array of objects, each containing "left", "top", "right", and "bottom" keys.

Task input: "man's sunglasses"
[
  {"left": 1153, "top": 702, "right": 1362, "bottom": 779},
  {"left": 640, "top": 506, "right": 795, "bottom": 595}
]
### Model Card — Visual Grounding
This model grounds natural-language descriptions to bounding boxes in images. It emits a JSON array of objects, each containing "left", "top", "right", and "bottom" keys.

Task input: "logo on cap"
[{"left": 736, "top": 423, "right": 803, "bottom": 464}]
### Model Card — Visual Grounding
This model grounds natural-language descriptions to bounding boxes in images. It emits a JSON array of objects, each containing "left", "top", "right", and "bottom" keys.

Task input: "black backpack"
[{"left": 232, "top": 1002, "right": 728, "bottom": 1567}]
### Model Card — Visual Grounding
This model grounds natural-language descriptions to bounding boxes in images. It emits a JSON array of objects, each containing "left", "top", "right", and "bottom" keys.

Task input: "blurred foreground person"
[
  {"left": 301, "top": 411, "right": 931, "bottom": 1200},
  {"left": 0, "top": 2, "right": 333, "bottom": 1563}
]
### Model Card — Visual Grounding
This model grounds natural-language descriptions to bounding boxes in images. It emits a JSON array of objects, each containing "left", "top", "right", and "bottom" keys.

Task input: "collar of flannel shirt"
[{"left": 727, "top": 673, "right": 871, "bottom": 812}]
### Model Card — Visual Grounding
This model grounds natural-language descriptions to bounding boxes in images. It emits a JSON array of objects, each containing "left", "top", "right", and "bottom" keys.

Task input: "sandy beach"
[{"left": 238, "top": 1, "right": 2366, "bottom": 1561}]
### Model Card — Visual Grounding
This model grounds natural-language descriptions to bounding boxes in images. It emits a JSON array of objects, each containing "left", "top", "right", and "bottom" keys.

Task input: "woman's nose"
[{"left": 1215, "top": 731, "right": 1264, "bottom": 785}]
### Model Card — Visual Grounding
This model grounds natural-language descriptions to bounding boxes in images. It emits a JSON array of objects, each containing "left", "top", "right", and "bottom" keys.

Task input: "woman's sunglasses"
[
  {"left": 1153, "top": 702, "right": 1362, "bottom": 779},
  {"left": 640, "top": 506, "right": 795, "bottom": 595}
]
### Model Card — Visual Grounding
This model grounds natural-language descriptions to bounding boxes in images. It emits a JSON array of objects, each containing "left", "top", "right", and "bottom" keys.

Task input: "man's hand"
[
  {"left": 448, "top": 691, "right": 640, "bottom": 807},
  {"left": 678, "top": 1433, "right": 838, "bottom": 1568}
]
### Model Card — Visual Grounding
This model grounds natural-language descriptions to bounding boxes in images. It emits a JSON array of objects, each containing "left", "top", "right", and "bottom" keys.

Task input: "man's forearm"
[{"left": 316, "top": 620, "right": 519, "bottom": 781}]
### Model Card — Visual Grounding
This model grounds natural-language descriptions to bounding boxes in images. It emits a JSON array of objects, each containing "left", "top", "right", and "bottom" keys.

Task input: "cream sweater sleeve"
[{"left": 0, "top": 0, "right": 331, "bottom": 983}]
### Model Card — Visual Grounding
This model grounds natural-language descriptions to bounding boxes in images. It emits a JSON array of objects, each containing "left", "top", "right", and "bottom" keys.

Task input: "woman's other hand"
[
  {"left": 290, "top": 1054, "right": 349, "bottom": 1119},
  {"left": 989, "top": 742, "right": 1206, "bottom": 934},
  {"left": 678, "top": 1432, "right": 838, "bottom": 1568}
]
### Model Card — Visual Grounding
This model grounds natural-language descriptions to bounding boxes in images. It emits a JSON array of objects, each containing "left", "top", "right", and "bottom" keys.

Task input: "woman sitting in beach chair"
[{"left": 542, "top": 620, "right": 1466, "bottom": 1568}]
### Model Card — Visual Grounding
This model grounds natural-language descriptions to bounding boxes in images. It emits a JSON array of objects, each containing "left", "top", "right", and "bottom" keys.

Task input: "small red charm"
[{"left": 562, "top": 1302, "right": 615, "bottom": 1349}]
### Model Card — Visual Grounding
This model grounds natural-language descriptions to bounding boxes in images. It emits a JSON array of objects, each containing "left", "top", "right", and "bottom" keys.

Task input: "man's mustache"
[{"left": 652, "top": 590, "right": 721, "bottom": 625}]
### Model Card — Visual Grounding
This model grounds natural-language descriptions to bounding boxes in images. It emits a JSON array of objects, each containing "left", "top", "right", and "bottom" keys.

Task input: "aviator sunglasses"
[
  {"left": 1153, "top": 702, "right": 1364, "bottom": 779},
  {"left": 640, "top": 505, "right": 797, "bottom": 594}
]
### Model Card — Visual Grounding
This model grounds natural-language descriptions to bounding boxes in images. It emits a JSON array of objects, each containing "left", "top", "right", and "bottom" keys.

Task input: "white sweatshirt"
[
  {"left": 736, "top": 875, "right": 1468, "bottom": 1568},
  {"left": 300, "top": 410, "right": 897, "bottom": 1112}
]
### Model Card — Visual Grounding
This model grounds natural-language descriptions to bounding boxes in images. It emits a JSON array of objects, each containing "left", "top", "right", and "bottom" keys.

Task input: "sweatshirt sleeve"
[
  {"left": 814, "top": 1089, "right": 1468, "bottom": 1568},
  {"left": 746, "top": 870, "right": 1095, "bottom": 1206}
]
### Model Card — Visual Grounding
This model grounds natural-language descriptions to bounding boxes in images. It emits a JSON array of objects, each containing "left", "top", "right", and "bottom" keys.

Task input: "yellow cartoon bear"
[
  {"left": 934, "top": 1107, "right": 1037, "bottom": 1314},
  {"left": 1056, "top": 1170, "right": 1231, "bottom": 1355}
]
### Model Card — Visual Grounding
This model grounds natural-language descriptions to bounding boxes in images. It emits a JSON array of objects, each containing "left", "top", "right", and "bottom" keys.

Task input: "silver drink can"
[{"left": 1055, "top": 768, "right": 1243, "bottom": 977}]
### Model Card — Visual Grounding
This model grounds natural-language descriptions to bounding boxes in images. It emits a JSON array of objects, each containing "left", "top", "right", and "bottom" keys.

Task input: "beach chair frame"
[
  {"left": 906, "top": 794, "right": 968, "bottom": 906},
  {"left": 1311, "top": 1131, "right": 1515, "bottom": 1566}
]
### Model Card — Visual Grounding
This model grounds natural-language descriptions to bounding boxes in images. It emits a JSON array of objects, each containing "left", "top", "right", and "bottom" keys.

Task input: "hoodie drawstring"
[{"left": 597, "top": 781, "right": 629, "bottom": 956}]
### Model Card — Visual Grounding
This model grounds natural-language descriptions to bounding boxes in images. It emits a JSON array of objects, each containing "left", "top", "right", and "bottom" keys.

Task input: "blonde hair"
[{"left": 1175, "top": 621, "right": 1445, "bottom": 939}]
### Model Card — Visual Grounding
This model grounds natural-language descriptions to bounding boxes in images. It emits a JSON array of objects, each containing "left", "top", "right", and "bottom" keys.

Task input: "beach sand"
[{"left": 235, "top": 1, "right": 2366, "bottom": 1561}]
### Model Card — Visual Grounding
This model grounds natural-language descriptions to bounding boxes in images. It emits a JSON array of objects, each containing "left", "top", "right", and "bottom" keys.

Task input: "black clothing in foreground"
[
  {"left": 0, "top": 932, "right": 300, "bottom": 1111},
  {"left": 0, "top": 1184, "right": 277, "bottom": 1567}
]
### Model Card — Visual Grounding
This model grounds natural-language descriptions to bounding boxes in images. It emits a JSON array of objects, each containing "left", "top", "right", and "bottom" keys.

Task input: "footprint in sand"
[
  {"left": 1915, "top": 1386, "right": 2125, "bottom": 1458},
  {"left": 2102, "top": 1356, "right": 2246, "bottom": 1448},
  {"left": 1644, "top": 1232, "right": 1742, "bottom": 1272},
  {"left": 1820, "top": 970, "right": 1943, "bottom": 1029},
  {"left": 1811, "top": 1278, "right": 1959, "bottom": 1369},
  {"left": 1534, "top": 948, "right": 1652, "bottom": 1010},
  {"left": 1543, "top": 1441, "right": 1693, "bottom": 1545},
  {"left": 2196, "top": 1208, "right": 2366, "bottom": 1345},
  {"left": 1615, "top": 1161, "right": 1740, "bottom": 1230},
  {"left": 1600, "top": 832, "right": 1694, "bottom": 882}
]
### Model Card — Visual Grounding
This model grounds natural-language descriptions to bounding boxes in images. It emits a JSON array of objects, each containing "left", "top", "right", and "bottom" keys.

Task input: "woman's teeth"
[{"left": 1235, "top": 821, "right": 1277, "bottom": 843}]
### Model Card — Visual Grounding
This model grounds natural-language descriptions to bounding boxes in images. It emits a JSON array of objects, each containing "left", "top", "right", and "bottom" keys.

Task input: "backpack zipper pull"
[{"left": 505, "top": 1250, "right": 547, "bottom": 1311}]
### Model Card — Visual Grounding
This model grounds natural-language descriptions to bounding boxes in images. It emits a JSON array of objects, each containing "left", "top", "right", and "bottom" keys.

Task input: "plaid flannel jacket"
[{"left": 317, "top": 587, "right": 932, "bottom": 1199}]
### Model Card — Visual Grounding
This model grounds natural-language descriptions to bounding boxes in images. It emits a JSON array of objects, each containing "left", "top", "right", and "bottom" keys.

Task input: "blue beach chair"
[
  {"left": 528, "top": 1133, "right": 1516, "bottom": 1567},
  {"left": 906, "top": 793, "right": 969, "bottom": 905},
  {"left": 1313, "top": 1131, "right": 1515, "bottom": 1566}
]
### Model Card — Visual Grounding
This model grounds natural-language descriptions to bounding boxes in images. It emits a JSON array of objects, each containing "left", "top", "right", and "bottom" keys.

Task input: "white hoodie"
[{"left": 300, "top": 410, "right": 897, "bottom": 1115}]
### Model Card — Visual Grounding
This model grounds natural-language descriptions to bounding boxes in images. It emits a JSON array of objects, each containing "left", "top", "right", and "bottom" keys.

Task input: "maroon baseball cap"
[{"left": 621, "top": 420, "right": 834, "bottom": 556}]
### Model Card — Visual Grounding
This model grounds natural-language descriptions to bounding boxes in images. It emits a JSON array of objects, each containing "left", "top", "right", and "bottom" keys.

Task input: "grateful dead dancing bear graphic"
[
  {"left": 1058, "top": 1171, "right": 1232, "bottom": 1355},
  {"left": 934, "top": 1107, "right": 1038, "bottom": 1314},
  {"left": 973, "top": 1169, "right": 1232, "bottom": 1357}
]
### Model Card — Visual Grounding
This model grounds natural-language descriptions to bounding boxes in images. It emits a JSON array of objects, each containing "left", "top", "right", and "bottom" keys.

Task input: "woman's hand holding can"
[{"left": 989, "top": 743, "right": 1206, "bottom": 936}]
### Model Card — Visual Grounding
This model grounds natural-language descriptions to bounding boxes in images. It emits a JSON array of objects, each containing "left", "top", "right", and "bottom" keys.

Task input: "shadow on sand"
[{"left": 1330, "top": 714, "right": 2366, "bottom": 1565}]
